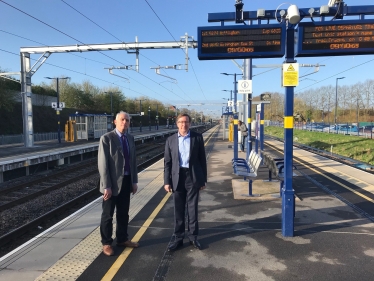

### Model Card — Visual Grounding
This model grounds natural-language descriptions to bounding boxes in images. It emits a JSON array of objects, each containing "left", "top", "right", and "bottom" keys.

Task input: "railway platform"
[{"left": 1, "top": 126, "right": 374, "bottom": 280}]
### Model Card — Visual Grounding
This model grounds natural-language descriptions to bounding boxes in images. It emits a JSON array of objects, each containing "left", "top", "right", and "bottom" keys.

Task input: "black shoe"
[
  {"left": 189, "top": 239, "right": 202, "bottom": 250},
  {"left": 168, "top": 240, "right": 183, "bottom": 252}
]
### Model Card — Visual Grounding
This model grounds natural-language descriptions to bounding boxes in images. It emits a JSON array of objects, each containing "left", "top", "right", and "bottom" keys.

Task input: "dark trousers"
[
  {"left": 100, "top": 175, "right": 131, "bottom": 245},
  {"left": 241, "top": 135, "right": 247, "bottom": 151},
  {"left": 173, "top": 168, "right": 199, "bottom": 241}
]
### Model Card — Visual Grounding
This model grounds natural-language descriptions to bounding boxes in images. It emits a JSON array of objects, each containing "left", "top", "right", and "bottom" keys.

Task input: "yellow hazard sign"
[
  {"left": 287, "top": 64, "right": 296, "bottom": 71},
  {"left": 282, "top": 63, "right": 299, "bottom": 87}
]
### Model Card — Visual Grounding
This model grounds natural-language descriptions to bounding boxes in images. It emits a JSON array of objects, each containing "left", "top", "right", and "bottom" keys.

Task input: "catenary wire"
[
  {"left": 0, "top": 48, "right": 143, "bottom": 96},
  {"left": 295, "top": 57, "right": 374, "bottom": 93},
  {"left": 144, "top": 0, "right": 208, "bottom": 100},
  {"left": 0, "top": 44, "right": 173, "bottom": 101},
  {"left": 0, "top": 0, "right": 190, "bottom": 102},
  {"left": 59, "top": 0, "right": 167, "bottom": 70},
  {"left": 60, "top": 0, "right": 195, "bottom": 102},
  {"left": 0, "top": 29, "right": 121, "bottom": 68}
]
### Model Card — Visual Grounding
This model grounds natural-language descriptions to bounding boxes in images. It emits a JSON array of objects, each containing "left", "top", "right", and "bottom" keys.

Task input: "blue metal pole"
[
  {"left": 56, "top": 78, "right": 61, "bottom": 144},
  {"left": 167, "top": 108, "right": 169, "bottom": 128},
  {"left": 260, "top": 103, "right": 264, "bottom": 161},
  {"left": 110, "top": 92, "right": 113, "bottom": 129},
  {"left": 247, "top": 59, "right": 252, "bottom": 160},
  {"left": 156, "top": 104, "right": 159, "bottom": 130},
  {"left": 140, "top": 100, "right": 142, "bottom": 132},
  {"left": 230, "top": 90, "right": 233, "bottom": 112},
  {"left": 233, "top": 74, "right": 238, "bottom": 160},
  {"left": 282, "top": 24, "right": 296, "bottom": 237},
  {"left": 255, "top": 108, "right": 259, "bottom": 154},
  {"left": 174, "top": 107, "right": 177, "bottom": 128}
]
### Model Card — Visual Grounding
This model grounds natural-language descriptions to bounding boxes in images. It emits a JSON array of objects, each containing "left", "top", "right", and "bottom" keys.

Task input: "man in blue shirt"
[{"left": 164, "top": 113, "right": 207, "bottom": 251}]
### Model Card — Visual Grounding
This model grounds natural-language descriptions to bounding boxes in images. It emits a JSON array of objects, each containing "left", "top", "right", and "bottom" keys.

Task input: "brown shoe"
[
  {"left": 102, "top": 245, "right": 114, "bottom": 256},
  {"left": 117, "top": 240, "right": 139, "bottom": 248}
]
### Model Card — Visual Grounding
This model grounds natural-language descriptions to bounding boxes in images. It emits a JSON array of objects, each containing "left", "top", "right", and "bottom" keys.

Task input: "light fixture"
[
  {"left": 257, "top": 9, "right": 265, "bottom": 17},
  {"left": 287, "top": 4, "right": 300, "bottom": 24},
  {"left": 320, "top": 5, "right": 329, "bottom": 14}
]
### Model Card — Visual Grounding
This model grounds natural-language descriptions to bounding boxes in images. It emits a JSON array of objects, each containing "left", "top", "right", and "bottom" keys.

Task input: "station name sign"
[
  {"left": 197, "top": 24, "right": 286, "bottom": 60},
  {"left": 297, "top": 19, "right": 374, "bottom": 57}
]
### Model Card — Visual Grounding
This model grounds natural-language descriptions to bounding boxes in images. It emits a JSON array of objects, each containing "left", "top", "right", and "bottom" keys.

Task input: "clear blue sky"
[{"left": 1, "top": 0, "right": 373, "bottom": 117}]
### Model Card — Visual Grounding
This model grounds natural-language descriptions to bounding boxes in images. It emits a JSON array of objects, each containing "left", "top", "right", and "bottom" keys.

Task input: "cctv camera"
[{"left": 287, "top": 4, "right": 300, "bottom": 24}]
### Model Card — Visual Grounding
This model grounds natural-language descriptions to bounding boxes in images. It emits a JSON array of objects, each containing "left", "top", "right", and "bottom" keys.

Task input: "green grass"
[{"left": 265, "top": 126, "right": 374, "bottom": 165}]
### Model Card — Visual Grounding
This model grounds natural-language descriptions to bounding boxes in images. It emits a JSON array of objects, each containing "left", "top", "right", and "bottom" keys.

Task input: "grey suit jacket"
[
  {"left": 98, "top": 129, "right": 138, "bottom": 196},
  {"left": 164, "top": 130, "right": 207, "bottom": 190}
]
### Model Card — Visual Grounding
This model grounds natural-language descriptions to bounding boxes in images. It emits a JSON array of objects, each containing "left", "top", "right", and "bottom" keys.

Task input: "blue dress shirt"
[{"left": 178, "top": 131, "right": 190, "bottom": 168}]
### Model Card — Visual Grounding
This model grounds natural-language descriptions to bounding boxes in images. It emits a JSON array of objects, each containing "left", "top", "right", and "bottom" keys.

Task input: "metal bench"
[
  {"left": 262, "top": 151, "right": 297, "bottom": 198},
  {"left": 262, "top": 152, "right": 285, "bottom": 181},
  {"left": 232, "top": 150, "right": 255, "bottom": 171},
  {"left": 232, "top": 151, "right": 261, "bottom": 179},
  {"left": 232, "top": 151, "right": 262, "bottom": 196}
]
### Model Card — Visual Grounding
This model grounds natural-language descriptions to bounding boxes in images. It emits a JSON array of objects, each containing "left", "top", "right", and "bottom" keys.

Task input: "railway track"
[
  {"left": 265, "top": 135, "right": 374, "bottom": 174},
  {"left": 0, "top": 149, "right": 165, "bottom": 248},
  {"left": 0, "top": 143, "right": 163, "bottom": 212}
]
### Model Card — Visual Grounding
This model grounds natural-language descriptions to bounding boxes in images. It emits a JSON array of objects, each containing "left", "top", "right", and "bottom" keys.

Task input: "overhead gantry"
[{"left": 13, "top": 35, "right": 197, "bottom": 147}]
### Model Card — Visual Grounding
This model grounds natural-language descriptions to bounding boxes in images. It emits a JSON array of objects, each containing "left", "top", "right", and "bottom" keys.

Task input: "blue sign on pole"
[{"left": 201, "top": 2, "right": 374, "bottom": 239}]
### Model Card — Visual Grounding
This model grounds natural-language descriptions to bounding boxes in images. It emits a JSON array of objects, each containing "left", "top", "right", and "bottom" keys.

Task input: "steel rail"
[{"left": 0, "top": 151, "right": 165, "bottom": 248}]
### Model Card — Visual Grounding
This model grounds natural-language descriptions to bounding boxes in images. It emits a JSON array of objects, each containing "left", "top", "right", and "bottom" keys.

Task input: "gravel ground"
[
  {"left": 0, "top": 149, "right": 162, "bottom": 257},
  {"left": 0, "top": 172, "right": 100, "bottom": 257},
  {"left": 0, "top": 173, "right": 99, "bottom": 237}
]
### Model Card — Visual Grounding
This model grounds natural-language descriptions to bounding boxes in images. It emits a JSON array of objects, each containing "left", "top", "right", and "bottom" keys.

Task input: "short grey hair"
[{"left": 116, "top": 111, "right": 130, "bottom": 120}]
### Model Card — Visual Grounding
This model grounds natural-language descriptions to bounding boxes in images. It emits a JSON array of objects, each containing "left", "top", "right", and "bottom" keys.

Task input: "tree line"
[
  {"left": 0, "top": 72, "right": 210, "bottom": 125},
  {"left": 3, "top": 67, "right": 373, "bottom": 124},
  {"left": 261, "top": 79, "right": 374, "bottom": 124}
]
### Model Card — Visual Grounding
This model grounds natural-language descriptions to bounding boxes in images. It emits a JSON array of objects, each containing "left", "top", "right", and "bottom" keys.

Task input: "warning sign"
[
  {"left": 282, "top": 63, "right": 299, "bottom": 87},
  {"left": 287, "top": 64, "right": 295, "bottom": 71}
]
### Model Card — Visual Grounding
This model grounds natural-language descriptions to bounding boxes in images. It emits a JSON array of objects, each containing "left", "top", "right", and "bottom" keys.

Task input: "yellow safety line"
[
  {"left": 101, "top": 192, "right": 171, "bottom": 281},
  {"left": 267, "top": 142, "right": 374, "bottom": 204},
  {"left": 102, "top": 126, "right": 218, "bottom": 280},
  {"left": 204, "top": 125, "right": 219, "bottom": 146}
]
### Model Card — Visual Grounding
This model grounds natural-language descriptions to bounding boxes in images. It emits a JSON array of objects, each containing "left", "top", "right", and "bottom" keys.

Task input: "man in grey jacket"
[{"left": 98, "top": 111, "right": 139, "bottom": 256}]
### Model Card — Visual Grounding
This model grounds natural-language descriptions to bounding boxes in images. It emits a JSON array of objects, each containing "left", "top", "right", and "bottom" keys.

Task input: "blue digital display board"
[
  {"left": 297, "top": 19, "right": 374, "bottom": 57},
  {"left": 197, "top": 24, "right": 286, "bottom": 60}
]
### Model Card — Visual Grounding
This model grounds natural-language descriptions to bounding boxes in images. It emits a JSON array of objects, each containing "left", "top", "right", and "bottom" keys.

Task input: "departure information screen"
[
  {"left": 197, "top": 24, "right": 286, "bottom": 60},
  {"left": 297, "top": 19, "right": 374, "bottom": 57}
]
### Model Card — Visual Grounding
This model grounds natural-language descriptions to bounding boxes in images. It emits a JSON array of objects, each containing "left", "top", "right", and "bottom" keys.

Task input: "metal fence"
[
  {"left": 269, "top": 121, "right": 374, "bottom": 139},
  {"left": 0, "top": 132, "right": 62, "bottom": 145},
  {"left": 0, "top": 123, "right": 210, "bottom": 146}
]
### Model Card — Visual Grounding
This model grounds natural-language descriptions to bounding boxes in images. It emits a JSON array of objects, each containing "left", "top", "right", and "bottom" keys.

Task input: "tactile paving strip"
[{"left": 35, "top": 164, "right": 165, "bottom": 281}]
